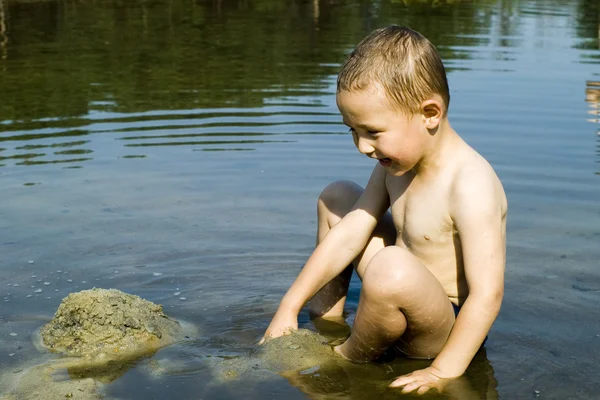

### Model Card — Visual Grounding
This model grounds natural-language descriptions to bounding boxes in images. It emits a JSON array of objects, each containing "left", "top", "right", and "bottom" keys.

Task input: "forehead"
[
  {"left": 336, "top": 84, "right": 396, "bottom": 122},
  {"left": 336, "top": 85, "right": 402, "bottom": 127}
]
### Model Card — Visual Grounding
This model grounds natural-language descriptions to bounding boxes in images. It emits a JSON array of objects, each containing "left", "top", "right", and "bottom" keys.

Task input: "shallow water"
[{"left": 0, "top": 0, "right": 599, "bottom": 399}]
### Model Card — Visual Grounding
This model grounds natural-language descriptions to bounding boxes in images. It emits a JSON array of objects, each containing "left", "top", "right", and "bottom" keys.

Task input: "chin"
[
  {"left": 388, "top": 169, "right": 409, "bottom": 177},
  {"left": 386, "top": 164, "right": 411, "bottom": 176},
  {"left": 387, "top": 160, "right": 420, "bottom": 176}
]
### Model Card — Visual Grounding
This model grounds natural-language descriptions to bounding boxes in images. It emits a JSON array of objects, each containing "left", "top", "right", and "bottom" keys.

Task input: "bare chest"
[{"left": 388, "top": 181, "right": 458, "bottom": 263}]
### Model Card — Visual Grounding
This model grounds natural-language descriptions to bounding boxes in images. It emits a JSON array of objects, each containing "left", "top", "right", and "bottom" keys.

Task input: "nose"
[{"left": 355, "top": 135, "right": 375, "bottom": 156}]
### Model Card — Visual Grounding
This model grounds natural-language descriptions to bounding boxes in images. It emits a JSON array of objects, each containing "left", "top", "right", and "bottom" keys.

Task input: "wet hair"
[{"left": 337, "top": 26, "right": 450, "bottom": 116}]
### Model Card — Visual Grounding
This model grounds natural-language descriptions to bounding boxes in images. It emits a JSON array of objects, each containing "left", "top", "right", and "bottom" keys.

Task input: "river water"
[{"left": 0, "top": 0, "right": 599, "bottom": 399}]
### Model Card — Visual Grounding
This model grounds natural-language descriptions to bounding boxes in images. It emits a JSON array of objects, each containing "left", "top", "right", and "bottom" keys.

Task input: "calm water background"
[{"left": 0, "top": 0, "right": 599, "bottom": 399}]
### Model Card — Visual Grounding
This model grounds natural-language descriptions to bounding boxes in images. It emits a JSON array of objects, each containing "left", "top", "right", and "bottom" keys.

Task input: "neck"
[{"left": 411, "top": 118, "right": 461, "bottom": 178}]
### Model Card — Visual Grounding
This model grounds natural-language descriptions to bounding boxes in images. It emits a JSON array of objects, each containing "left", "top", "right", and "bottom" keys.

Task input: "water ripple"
[{"left": 0, "top": 106, "right": 342, "bottom": 167}]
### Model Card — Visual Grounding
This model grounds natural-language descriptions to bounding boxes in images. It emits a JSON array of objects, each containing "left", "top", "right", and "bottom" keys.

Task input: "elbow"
[
  {"left": 485, "top": 288, "right": 504, "bottom": 315},
  {"left": 487, "top": 289, "right": 504, "bottom": 315},
  {"left": 470, "top": 287, "right": 504, "bottom": 316}
]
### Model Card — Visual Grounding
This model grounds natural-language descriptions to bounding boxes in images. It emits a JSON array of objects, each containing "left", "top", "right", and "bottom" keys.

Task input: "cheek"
[
  {"left": 388, "top": 139, "right": 418, "bottom": 161},
  {"left": 386, "top": 135, "right": 423, "bottom": 168},
  {"left": 351, "top": 131, "right": 358, "bottom": 147}
]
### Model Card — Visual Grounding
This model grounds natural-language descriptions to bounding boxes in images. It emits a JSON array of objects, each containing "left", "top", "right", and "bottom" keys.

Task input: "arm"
[
  {"left": 262, "top": 164, "right": 390, "bottom": 341},
  {"left": 431, "top": 167, "right": 506, "bottom": 377}
]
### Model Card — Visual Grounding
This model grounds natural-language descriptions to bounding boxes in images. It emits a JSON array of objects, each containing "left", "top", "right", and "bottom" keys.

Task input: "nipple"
[{"left": 424, "top": 235, "right": 431, "bottom": 241}]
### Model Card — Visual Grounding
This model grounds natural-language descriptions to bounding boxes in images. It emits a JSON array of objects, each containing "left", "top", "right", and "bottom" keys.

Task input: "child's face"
[{"left": 336, "top": 84, "right": 428, "bottom": 176}]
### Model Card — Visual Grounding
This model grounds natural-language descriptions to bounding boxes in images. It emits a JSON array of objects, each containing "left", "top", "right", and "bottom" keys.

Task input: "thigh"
[
  {"left": 310, "top": 211, "right": 396, "bottom": 314},
  {"left": 353, "top": 210, "right": 396, "bottom": 279},
  {"left": 309, "top": 181, "right": 395, "bottom": 318},
  {"left": 361, "top": 247, "right": 456, "bottom": 359}
]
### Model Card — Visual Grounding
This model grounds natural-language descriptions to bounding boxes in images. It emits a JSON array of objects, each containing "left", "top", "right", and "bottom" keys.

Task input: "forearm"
[
  {"left": 431, "top": 294, "right": 502, "bottom": 377},
  {"left": 278, "top": 219, "right": 370, "bottom": 315}
]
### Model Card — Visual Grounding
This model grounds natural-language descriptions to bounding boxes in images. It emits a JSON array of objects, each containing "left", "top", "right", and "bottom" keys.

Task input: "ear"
[{"left": 421, "top": 99, "right": 443, "bottom": 129}]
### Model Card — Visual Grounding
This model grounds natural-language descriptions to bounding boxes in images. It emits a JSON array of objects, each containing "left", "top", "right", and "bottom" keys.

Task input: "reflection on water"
[
  {"left": 281, "top": 348, "right": 498, "bottom": 400},
  {"left": 0, "top": 1, "right": 6, "bottom": 61},
  {"left": 586, "top": 81, "right": 600, "bottom": 175},
  {"left": 0, "top": 0, "right": 597, "bottom": 170},
  {"left": 57, "top": 352, "right": 157, "bottom": 384},
  {"left": 1, "top": 0, "right": 600, "bottom": 399}
]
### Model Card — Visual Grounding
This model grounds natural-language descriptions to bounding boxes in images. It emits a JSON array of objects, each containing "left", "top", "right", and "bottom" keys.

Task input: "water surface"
[{"left": 1, "top": 0, "right": 599, "bottom": 399}]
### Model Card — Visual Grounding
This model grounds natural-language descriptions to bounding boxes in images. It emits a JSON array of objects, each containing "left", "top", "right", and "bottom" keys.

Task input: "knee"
[
  {"left": 362, "top": 247, "right": 420, "bottom": 296},
  {"left": 318, "top": 180, "right": 362, "bottom": 213}
]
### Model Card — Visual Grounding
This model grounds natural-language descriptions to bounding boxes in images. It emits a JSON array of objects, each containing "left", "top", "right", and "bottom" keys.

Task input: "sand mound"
[
  {"left": 215, "top": 329, "right": 341, "bottom": 382},
  {"left": 40, "top": 288, "right": 184, "bottom": 359}
]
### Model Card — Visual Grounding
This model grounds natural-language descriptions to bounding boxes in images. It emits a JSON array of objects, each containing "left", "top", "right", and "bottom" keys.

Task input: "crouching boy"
[{"left": 261, "top": 25, "right": 507, "bottom": 394}]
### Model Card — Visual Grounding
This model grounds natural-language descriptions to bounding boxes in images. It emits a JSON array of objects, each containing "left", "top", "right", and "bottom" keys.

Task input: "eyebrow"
[{"left": 342, "top": 120, "right": 380, "bottom": 131}]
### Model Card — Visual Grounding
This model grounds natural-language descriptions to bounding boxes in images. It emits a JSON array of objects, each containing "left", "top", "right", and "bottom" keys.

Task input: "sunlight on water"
[{"left": 586, "top": 81, "right": 600, "bottom": 175}]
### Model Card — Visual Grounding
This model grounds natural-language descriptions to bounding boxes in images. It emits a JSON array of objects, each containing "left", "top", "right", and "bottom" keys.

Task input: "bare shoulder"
[
  {"left": 448, "top": 142, "right": 506, "bottom": 299},
  {"left": 351, "top": 163, "right": 390, "bottom": 219},
  {"left": 450, "top": 146, "right": 507, "bottom": 219}
]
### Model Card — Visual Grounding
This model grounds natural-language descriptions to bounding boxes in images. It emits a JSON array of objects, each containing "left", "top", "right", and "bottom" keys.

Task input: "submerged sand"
[
  {"left": 1, "top": 364, "right": 102, "bottom": 400},
  {"left": 214, "top": 329, "right": 343, "bottom": 382}
]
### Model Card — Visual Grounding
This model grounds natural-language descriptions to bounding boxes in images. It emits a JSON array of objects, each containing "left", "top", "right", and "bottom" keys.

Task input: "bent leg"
[
  {"left": 308, "top": 180, "right": 395, "bottom": 319},
  {"left": 335, "top": 246, "right": 455, "bottom": 362}
]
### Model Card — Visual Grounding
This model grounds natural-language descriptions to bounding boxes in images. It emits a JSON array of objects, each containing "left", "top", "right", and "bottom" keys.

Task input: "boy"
[{"left": 261, "top": 25, "right": 507, "bottom": 394}]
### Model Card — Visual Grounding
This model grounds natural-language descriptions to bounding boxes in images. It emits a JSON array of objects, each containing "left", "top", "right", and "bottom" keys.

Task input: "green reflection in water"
[
  {"left": 0, "top": 0, "right": 597, "bottom": 123},
  {"left": 0, "top": 0, "right": 513, "bottom": 122},
  {"left": 122, "top": 155, "right": 147, "bottom": 159},
  {"left": 0, "top": 0, "right": 596, "bottom": 173},
  {"left": 17, "top": 157, "right": 92, "bottom": 165},
  {"left": 124, "top": 140, "right": 294, "bottom": 148},
  {"left": 112, "top": 120, "right": 340, "bottom": 134},
  {"left": 0, "top": 117, "right": 91, "bottom": 132},
  {"left": 0, "top": 152, "right": 44, "bottom": 160},
  {"left": 197, "top": 148, "right": 254, "bottom": 152},
  {"left": 16, "top": 140, "right": 89, "bottom": 150},
  {"left": 0, "top": 129, "right": 89, "bottom": 143},
  {"left": 119, "top": 132, "right": 276, "bottom": 140},
  {"left": 118, "top": 131, "right": 343, "bottom": 141},
  {"left": 575, "top": 0, "right": 600, "bottom": 45},
  {"left": 54, "top": 149, "right": 93, "bottom": 155},
  {"left": 0, "top": 110, "right": 338, "bottom": 135}
]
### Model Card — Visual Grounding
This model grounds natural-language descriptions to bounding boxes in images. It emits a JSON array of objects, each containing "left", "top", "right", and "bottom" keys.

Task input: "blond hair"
[{"left": 337, "top": 26, "right": 450, "bottom": 116}]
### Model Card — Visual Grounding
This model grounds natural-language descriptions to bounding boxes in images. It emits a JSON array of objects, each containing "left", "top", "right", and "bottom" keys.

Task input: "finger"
[
  {"left": 258, "top": 337, "right": 265, "bottom": 345},
  {"left": 389, "top": 379, "right": 407, "bottom": 388},
  {"left": 401, "top": 382, "right": 422, "bottom": 393},
  {"left": 417, "top": 385, "right": 433, "bottom": 395},
  {"left": 389, "top": 373, "right": 412, "bottom": 388}
]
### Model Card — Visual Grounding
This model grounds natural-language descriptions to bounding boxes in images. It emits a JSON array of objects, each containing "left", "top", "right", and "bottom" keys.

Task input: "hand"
[
  {"left": 389, "top": 366, "right": 452, "bottom": 395},
  {"left": 258, "top": 310, "right": 298, "bottom": 345}
]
